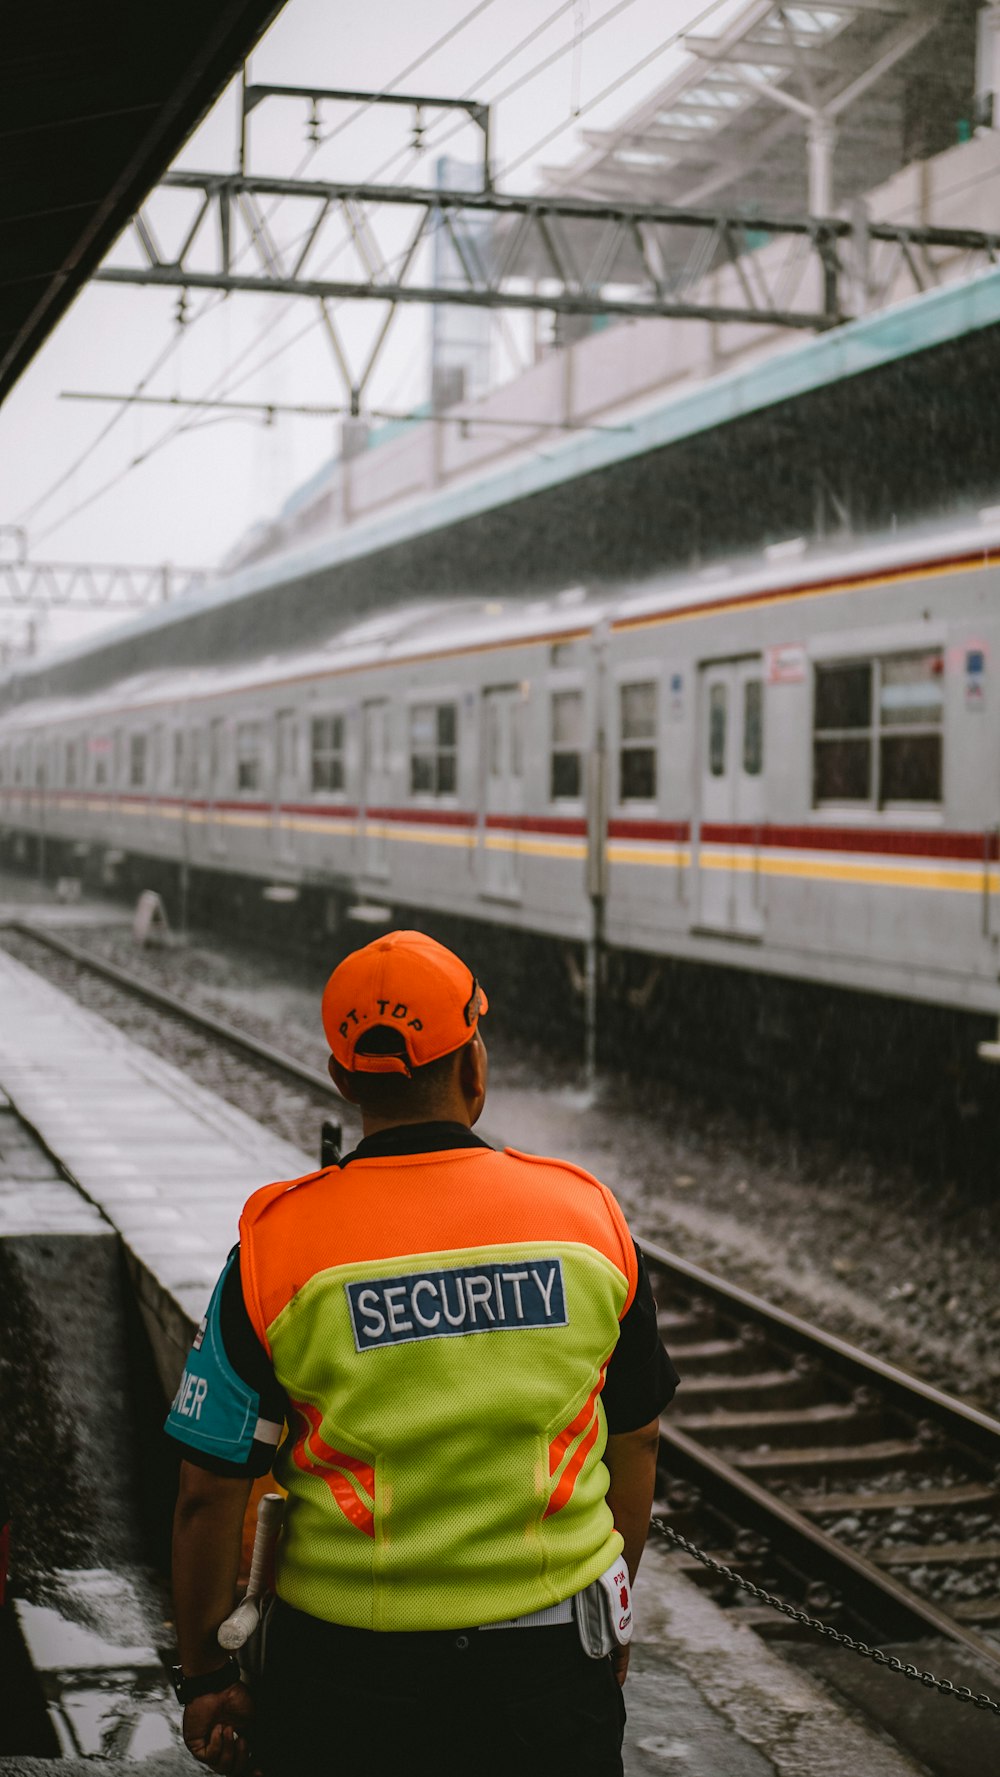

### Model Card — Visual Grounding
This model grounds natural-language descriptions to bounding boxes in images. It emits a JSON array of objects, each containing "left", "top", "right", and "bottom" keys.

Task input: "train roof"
[
  {"left": 4, "top": 515, "right": 1000, "bottom": 734},
  {"left": 610, "top": 516, "right": 1000, "bottom": 633},
  {"left": 0, "top": 588, "right": 605, "bottom": 730}
]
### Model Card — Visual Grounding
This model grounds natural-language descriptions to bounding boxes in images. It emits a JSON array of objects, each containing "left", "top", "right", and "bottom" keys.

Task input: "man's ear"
[
  {"left": 329, "top": 1056, "right": 360, "bottom": 1104},
  {"left": 458, "top": 1032, "right": 488, "bottom": 1122}
]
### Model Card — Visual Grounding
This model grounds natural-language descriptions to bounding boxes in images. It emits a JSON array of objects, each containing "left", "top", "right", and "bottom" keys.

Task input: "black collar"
[{"left": 340, "top": 1121, "right": 491, "bottom": 1166}]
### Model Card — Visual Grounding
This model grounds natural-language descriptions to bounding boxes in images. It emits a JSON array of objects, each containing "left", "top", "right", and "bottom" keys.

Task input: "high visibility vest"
[{"left": 240, "top": 1145, "right": 638, "bottom": 1632}]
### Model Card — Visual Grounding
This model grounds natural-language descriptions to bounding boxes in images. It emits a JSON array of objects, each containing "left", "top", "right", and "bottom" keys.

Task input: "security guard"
[{"left": 166, "top": 931, "right": 678, "bottom": 1776}]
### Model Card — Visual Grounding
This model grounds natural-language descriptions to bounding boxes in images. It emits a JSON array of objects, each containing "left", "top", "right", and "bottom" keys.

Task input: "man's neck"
[{"left": 359, "top": 1109, "right": 472, "bottom": 1139}]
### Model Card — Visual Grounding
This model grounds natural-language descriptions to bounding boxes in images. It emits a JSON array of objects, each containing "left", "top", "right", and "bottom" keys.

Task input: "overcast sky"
[{"left": 0, "top": 0, "right": 748, "bottom": 656}]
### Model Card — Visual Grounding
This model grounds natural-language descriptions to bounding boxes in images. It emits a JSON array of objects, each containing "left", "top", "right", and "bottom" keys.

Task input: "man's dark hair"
[{"left": 348, "top": 1025, "right": 461, "bottom": 1118}]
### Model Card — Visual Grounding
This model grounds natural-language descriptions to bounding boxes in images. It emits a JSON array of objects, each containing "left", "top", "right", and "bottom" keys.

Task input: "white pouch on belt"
[{"left": 575, "top": 1556, "right": 633, "bottom": 1658}]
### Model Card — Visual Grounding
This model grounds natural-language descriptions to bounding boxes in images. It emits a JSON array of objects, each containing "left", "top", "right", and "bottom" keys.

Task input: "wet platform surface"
[
  {"left": 0, "top": 951, "right": 929, "bottom": 1772},
  {"left": 0, "top": 947, "right": 308, "bottom": 1396}
]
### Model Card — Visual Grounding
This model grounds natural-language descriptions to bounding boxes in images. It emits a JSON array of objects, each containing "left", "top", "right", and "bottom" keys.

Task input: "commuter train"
[{"left": 3, "top": 520, "right": 1000, "bottom": 1042}]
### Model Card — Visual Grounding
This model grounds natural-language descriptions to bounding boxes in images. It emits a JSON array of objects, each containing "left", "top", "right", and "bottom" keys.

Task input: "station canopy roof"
[
  {"left": 540, "top": 0, "right": 978, "bottom": 217},
  {"left": 1, "top": 0, "right": 286, "bottom": 405}
]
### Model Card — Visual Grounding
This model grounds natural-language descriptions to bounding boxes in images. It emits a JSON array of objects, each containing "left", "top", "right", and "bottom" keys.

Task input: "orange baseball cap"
[{"left": 322, "top": 930, "right": 488, "bottom": 1077}]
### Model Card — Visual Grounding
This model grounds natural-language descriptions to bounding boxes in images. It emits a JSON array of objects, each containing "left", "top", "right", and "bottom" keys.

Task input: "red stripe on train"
[
  {"left": 484, "top": 814, "right": 588, "bottom": 836},
  {"left": 364, "top": 805, "right": 476, "bottom": 828},
  {"left": 699, "top": 823, "right": 999, "bottom": 861}
]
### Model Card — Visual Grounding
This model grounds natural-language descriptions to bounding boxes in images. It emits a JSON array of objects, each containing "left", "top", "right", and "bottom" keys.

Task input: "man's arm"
[
  {"left": 172, "top": 1460, "right": 254, "bottom": 1773},
  {"left": 604, "top": 1415, "right": 661, "bottom": 1685}
]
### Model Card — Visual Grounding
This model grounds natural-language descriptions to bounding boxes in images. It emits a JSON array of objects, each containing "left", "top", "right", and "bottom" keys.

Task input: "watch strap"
[{"left": 171, "top": 1654, "right": 241, "bottom": 1704}]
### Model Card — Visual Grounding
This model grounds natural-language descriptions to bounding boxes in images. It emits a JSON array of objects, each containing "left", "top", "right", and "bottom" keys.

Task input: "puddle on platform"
[{"left": 16, "top": 1569, "right": 181, "bottom": 1762}]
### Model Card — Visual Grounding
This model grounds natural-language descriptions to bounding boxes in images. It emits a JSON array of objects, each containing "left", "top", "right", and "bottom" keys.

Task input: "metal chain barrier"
[{"left": 650, "top": 1517, "right": 1000, "bottom": 1716}]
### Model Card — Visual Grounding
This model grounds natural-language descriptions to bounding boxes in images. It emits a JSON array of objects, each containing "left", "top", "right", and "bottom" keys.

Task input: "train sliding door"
[
  {"left": 695, "top": 659, "right": 765, "bottom": 938},
  {"left": 479, "top": 685, "right": 524, "bottom": 898},
  {"left": 360, "top": 700, "right": 390, "bottom": 877}
]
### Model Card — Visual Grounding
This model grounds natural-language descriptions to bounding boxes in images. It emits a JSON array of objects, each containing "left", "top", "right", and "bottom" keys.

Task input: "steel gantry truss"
[
  {"left": 98, "top": 171, "right": 1000, "bottom": 328},
  {"left": 93, "top": 171, "right": 1000, "bottom": 404},
  {"left": 85, "top": 71, "right": 1000, "bottom": 417},
  {"left": 0, "top": 559, "right": 207, "bottom": 611}
]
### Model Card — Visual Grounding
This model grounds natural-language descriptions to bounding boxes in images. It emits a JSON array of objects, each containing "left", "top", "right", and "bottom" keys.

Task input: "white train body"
[{"left": 3, "top": 524, "right": 1000, "bottom": 1017}]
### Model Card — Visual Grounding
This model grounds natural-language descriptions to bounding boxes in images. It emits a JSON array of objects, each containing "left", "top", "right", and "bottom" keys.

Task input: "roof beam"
[
  {"left": 684, "top": 37, "right": 844, "bottom": 70},
  {"left": 825, "top": 13, "right": 938, "bottom": 119}
]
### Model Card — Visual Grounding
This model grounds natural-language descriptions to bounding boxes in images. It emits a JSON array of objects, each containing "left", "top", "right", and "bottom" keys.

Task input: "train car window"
[
  {"left": 878, "top": 652, "right": 943, "bottom": 803},
  {"left": 311, "top": 716, "right": 345, "bottom": 792},
  {"left": 278, "top": 712, "right": 301, "bottom": 785},
  {"left": 410, "top": 703, "right": 457, "bottom": 796},
  {"left": 813, "top": 653, "right": 942, "bottom": 806},
  {"left": 113, "top": 730, "right": 123, "bottom": 787},
  {"left": 91, "top": 737, "right": 110, "bottom": 788},
  {"left": 173, "top": 731, "right": 185, "bottom": 791},
  {"left": 550, "top": 690, "right": 583, "bottom": 800},
  {"left": 130, "top": 734, "right": 147, "bottom": 789},
  {"left": 815, "top": 662, "right": 871, "bottom": 731},
  {"left": 708, "top": 684, "right": 727, "bottom": 777},
  {"left": 743, "top": 679, "right": 764, "bottom": 777},
  {"left": 813, "top": 663, "right": 872, "bottom": 802},
  {"left": 188, "top": 729, "right": 203, "bottom": 794},
  {"left": 619, "top": 681, "right": 657, "bottom": 801},
  {"left": 65, "top": 740, "right": 77, "bottom": 789},
  {"left": 236, "top": 723, "right": 263, "bottom": 792}
]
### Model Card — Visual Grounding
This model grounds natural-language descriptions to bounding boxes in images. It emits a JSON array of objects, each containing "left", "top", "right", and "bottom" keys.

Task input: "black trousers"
[{"left": 256, "top": 1599, "right": 626, "bottom": 1776}]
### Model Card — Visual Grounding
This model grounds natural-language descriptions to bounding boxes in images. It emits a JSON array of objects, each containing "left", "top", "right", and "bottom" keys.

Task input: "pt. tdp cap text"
[{"left": 346, "top": 1259, "right": 567, "bottom": 1352}]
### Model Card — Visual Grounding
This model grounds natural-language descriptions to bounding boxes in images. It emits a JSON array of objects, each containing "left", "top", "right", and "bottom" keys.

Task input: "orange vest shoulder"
[{"left": 502, "top": 1147, "right": 638, "bottom": 1315}]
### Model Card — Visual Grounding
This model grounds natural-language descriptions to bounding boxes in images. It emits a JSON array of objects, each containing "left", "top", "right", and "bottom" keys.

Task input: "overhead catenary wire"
[
  {"left": 112, "top": 0, "right": 587, "bottom": 423},
  {"left": 17, "top": 0, "right": 502, "bottom": 536},
  {"left": 29, "top": 149, "right": 429, "bottom": 548},
  {"left": 24, "top": 0, "right": 636, "bottom": 541},
  {"left": 317, "top": 0, "right": 500, "bottom": 147},
  {"left": 138, "top": 0, "right": 735, "bottom": 410},
  {"left": 26, "top": 0, "right": 734, "bottom": 548}
]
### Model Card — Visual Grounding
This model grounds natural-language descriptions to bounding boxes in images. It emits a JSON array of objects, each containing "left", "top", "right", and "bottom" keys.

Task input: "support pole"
[
  {"left": 583, "top": 935, "right": 599, "bottom": 1093},
  {"left": 977, "top": 4, "right": 1000, "bottom": 130},
  {"left": 808, "top": 116, "right": 836, "bottom": 217}
]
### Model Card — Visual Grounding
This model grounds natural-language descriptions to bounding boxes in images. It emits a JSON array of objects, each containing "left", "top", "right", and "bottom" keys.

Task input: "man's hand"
[
  {"left": 610, "top": 1644, "right": 630, "bottom": 1688},
  {"left": 182, "top": 1679, "right": 256, "bottom": 1774}
]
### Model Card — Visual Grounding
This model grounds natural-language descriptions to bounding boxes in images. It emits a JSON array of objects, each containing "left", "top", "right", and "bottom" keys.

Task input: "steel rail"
[
  {"left": 639, "top": 1234, "right": 1000, "bottom": 1458},
  {"left": 639, "top": 1235, "right": 1000, "bottom": 1675}
]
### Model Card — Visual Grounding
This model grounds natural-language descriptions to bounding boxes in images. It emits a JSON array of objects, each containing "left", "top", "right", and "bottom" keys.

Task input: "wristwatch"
[{"left": 170, "top": 1655, "right": 241, "bottom": 1704}]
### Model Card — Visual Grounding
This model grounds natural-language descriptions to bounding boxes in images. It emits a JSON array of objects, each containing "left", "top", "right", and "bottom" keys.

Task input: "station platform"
[{"left": 0, "top": 947, "right": 927, "bottom": 1774}]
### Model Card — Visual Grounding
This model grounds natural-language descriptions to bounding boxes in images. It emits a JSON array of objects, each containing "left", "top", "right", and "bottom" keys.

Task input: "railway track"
[
  {"left": 2, "top": 919, "right": 336, "bottom": 1099},
  {"left": 644, "top": 1241, "right": 1000, "bottom": 1679},
  {"left": 6, "top": 918, "right": 1000, "bottom": 1687}
]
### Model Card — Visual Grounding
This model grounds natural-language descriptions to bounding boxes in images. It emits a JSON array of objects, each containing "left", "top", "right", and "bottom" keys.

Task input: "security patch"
[{"left": 346, "top": 1258, "right": 567, "bottom": 1352}]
